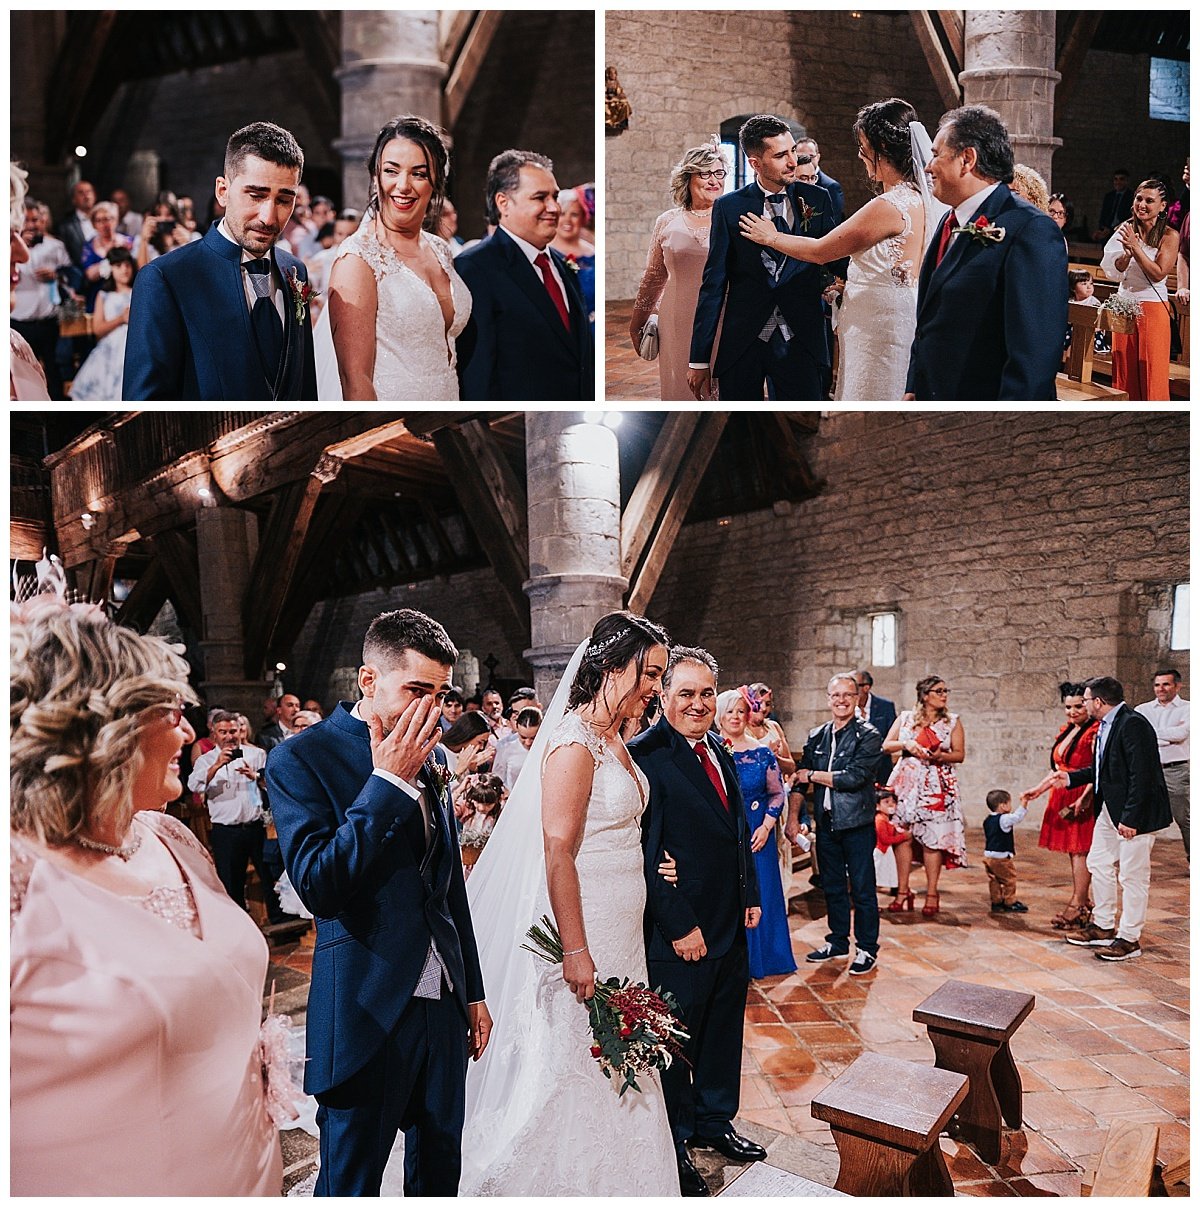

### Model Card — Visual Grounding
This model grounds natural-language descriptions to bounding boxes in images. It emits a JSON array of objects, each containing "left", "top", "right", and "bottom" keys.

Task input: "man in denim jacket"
[{"left": 794, "top": 673, "right": 884, "bottom": 975}]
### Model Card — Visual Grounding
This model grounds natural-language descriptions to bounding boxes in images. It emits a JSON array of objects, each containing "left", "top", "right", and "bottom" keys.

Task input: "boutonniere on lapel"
[
  {"left": 719, "top": 737, "right": 735, "bottom": 757},
  {"left": 796, "top": 198, "right": 822, "bottom": 233},
  {"left": 285, "top": 267, "right": 319, "bottom": 325},
  {"left": 562, "top": 254, "right": 581, "bottom": 275},
  {"left": 952, "top": 214, "right": 1006, "bottom": 247},
  {"left": 426, "top": 760, "right": 455, "bottom": 797}
]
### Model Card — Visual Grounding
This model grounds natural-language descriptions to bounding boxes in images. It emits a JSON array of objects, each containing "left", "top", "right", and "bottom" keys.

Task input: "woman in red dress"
[{"left": 1021, "top": 683, "right": 1098, "bottom": 930}]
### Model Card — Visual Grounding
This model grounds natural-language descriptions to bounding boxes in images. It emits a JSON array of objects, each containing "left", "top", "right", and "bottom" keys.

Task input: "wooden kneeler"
[{"left": 811, "top": 1052, "right": 968, "bottom": 1196}]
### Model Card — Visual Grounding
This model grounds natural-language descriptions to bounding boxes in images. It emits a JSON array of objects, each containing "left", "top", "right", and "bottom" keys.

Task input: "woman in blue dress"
[{"left": 716, "top": 688, "right": 797, "bottom": 978}]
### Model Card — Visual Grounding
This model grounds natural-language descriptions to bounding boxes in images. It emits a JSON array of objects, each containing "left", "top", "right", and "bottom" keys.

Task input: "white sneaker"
[{"left": 848, "top": 951, "right": 877, "bottom": 976}]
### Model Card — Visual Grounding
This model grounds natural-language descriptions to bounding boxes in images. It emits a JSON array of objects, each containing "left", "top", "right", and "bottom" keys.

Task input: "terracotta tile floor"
[
  {"left": 605, "top": 300, "right": 666, "bottom": 401},
  {"left": 267, "top": 833, "right": 1188, "bottom": 1196},
  {"left": 738, "top": 833, "right": 1190, "bottom": 1194}
]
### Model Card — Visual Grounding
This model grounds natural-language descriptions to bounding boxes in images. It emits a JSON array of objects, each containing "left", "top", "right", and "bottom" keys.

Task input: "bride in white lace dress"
[
  {"left": 739, "top": 98, "right": 947, "bottom": 401},
  {"left": 318, "top": 114, "right": 471, "bottom": 401},
  {"left": 460, "top": 612, "right": 679, "bottom": 1197}
]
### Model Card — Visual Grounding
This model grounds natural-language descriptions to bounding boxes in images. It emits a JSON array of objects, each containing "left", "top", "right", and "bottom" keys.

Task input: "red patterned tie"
[
  {"left": 695, "top": 740, "right": 729, "bottom": 810},
  {"left": 534, "top": 251, "right": 570, "bottom": 329},
  {"left": 934, "top": 213, "right": 954, "bottom": 266}
]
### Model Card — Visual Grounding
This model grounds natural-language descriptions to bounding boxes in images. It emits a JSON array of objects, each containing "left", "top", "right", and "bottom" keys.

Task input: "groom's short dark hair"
[
  {"left": 363, "top": 609, "right": 458, "bottom": 671},
  {"left": 224, "top": 122, "right": 305, "bottom": 181},
  {"left": 739, "top": 115, "right": 791, "bottom": 159},
  {"left": 938, "top": 105, "right": 1013, "bottom": 185}
]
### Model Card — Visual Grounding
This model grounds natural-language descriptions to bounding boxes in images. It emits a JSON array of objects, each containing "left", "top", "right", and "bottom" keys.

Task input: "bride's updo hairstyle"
[
  {"left": 852, "top": 97, "right": 920, "bottom": 189},
  {"left": 366, "top": 114, "right": 451, "bottom": 234},
  {"left": 567, "top": 610, "right": 670, "bottom": 718}
]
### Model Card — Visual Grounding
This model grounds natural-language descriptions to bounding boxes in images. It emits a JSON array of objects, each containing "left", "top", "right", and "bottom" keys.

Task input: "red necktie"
[
  {"left": 934, "top": 213, "right": 954, "bottom": 266},
  {"left": 695, "top": 740, "right": 729, "bottom": 810},
  {"left": 534, "top": 251, "right": 570, "bottom": 330}
]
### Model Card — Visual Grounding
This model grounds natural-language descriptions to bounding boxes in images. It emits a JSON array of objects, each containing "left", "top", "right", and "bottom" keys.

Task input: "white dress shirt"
[
  {"left": 945, "top": 182, "right": 1002, "bottom": 252},
  {"left": 217, "top": 219, "right": 286, "bottom": 324},
  {"left": 11, "top": 235, "right": 71, "bottom": 321},
  {"left": 492, "top": 735, "right": 531, "bottom": 790},
  {"left": 500, "top": 224, "right": 570, "bottom": 314},
  {"left": 188, "top": 743, "right": 267, "bottom": 824},
  {"left": 1134, "top": 695, "right": 1189, "bottom": 764}
]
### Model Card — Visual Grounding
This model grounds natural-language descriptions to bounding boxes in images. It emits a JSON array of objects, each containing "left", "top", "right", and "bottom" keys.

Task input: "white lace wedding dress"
[
  {"left": 314, "top": 219, "right": 471, "bottom": 401},
  {"left": 834, "top": 182, "right": 924, "bottom": 401},
  {"left": 460, "top": 709, "right": 678, "bottom": 1196}
]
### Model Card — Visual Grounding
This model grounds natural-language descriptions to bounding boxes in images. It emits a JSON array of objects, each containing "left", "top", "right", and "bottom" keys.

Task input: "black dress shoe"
[
  {"left": 677, "top": 1152, "right": 711, "bottom": 1196},
  {"left": 695, "top": 1130, "right": 767, "bottom": 1162}
]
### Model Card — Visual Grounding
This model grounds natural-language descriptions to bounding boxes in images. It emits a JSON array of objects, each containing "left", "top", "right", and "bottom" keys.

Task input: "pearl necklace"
[{"left": 75, "top": 832, "right": 142, "bottom": 861}]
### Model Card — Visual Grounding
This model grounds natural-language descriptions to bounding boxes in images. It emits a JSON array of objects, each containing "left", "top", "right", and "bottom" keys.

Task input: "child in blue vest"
[{"left": 983, "top": 789, "right": 1029, "bottom": 913}]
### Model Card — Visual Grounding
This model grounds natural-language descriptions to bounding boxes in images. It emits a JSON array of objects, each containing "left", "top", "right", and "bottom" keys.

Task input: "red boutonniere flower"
[
  {"left": 720, "top": 737, "right": 735, "bottom": 756},
  {"left": 562, "top": 255, "right": 581, "bottom": 274},
  {"left": 951, "top": 215, "right": 1006, "bottom": 246},
  {"left": 797, "top": 198, "right": 822, "bottom": 232},
  {"left": 286, "top": 267, "right": 319, "bottom": 324}
]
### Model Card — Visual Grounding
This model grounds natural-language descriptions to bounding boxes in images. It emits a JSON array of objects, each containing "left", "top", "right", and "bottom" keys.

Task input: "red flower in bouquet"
[{"left": 523, "top": 916, "right": 690, "bottom": 1097}]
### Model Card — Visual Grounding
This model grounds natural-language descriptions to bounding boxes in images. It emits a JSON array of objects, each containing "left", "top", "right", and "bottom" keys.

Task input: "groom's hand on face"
[
  {"left": 369, "top": 695, "right": 444, "bottom": 783},
  {"left": 673, "top": 926, "right": 707, "bottom": 961}
]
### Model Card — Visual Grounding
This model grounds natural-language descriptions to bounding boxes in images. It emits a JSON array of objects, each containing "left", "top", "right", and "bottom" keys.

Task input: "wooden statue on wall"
[{"left": 605, "top": 65, "right": 632, "bottom": 133}]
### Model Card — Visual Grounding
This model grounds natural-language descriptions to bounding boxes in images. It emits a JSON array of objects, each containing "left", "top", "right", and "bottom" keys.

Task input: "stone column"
[
  {"left": 960, "top": 10, "right": 1062, "bottom": 185},
  {"left": 524, "top": 414, "right": 628, "bottom": 705},
  {"left": 195, "top": 506, "right": 270, "bottom": 717},
  {"left": 333, "top": 11, "right": 447, "bottom": 211}
]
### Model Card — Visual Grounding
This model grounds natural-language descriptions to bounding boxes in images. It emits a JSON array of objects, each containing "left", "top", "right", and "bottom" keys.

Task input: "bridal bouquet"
[{"left": 523, "top": 916, "right": 690, "bottom": 1097}]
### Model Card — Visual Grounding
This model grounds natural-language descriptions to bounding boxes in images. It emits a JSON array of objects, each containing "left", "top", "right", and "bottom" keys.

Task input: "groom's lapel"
[
  {"left": 272, "top": 248, "right": 300, "bottom": 400},
  {"left": 202, "top": 223, "right": 259, "bottom": 370}
]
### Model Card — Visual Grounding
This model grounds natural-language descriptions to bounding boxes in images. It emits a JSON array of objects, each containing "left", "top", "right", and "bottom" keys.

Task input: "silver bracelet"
[{"left": 562, "top": 944, "right": 588, "bottom": 957}]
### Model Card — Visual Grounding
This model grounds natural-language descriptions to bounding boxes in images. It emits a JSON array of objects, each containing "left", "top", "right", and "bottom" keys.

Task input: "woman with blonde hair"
[
  {"left": 1010, "top": 164, "right": 1050, "bottom": 213},
  {"left": 630, "top": 140, "right": 729, "bottom": 399},
  {"left": 881, "top": 675, "right": 967, "bottom": 917},
  {"left": 11, "top": 599, "right": 286, "bottom": 1195}
]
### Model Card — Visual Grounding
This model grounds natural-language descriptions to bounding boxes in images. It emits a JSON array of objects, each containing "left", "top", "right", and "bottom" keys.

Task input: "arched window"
[{"left": 718, "top": 115, "right": 807, "bottom": 191}]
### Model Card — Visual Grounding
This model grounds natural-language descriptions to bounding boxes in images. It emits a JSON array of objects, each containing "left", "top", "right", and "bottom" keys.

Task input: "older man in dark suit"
[
  {"left": 631, "top": 646, "right": 762, "bottom": 1197},
  {"left": 267, "top": 608, "right": 490, "bottom": 1195},
  {"left": 1058, "top": 675, "right": 1172, "bottom": 962},
  {"left": 904, "top": 105, "right": 1067, "bottom": 400},
  {"left": 456, "top": 149, "right": 592, "bottom": 400},
  {"left": 855, "top": 669, "right": 896, "bottom": 784}
]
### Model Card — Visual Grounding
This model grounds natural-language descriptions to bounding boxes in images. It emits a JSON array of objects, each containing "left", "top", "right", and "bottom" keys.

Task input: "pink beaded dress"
[{"left": 10, "top": 810, "right": 282, "bottom": 1196}]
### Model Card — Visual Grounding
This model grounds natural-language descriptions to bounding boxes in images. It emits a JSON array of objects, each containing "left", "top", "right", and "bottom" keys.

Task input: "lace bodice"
[
  {"left": 334, "top": 221, "right": 472, "bottom": 400},
  {"left": 632, "top": 207, "right": 711, "bottom": 317},
  {"left": 847, "top": 183, "right": 924, "bottom": 289}
]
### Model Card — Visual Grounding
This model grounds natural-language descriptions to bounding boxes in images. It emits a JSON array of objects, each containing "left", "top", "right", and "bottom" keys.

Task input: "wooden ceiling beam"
[
  {"left": 114, "top": 559, "right": 169, "bottom": 633},
  {"left": 148, "top": 528, "right": 203, "bottom": 635},
  {"left": 767, "top": 413, "right": 824, "bottom": 498},
  {"left": 910, "top": 11, "right": 962, "bottom": 112},
  {"left": 1055, "top": 13, "right": 1103, "bottom": 124},
  {"left": 626, "top": 414, "right": 728, "bottom": 616},
  {"left": 444, "top": 11, "right": 504, "bottom": 129},
  {"left": 620, "top": 412, "right": 702, "bottom": 580},
  {"left": 432, "top": 419, "right": 530, "bottom": 644},
  {"left": 44, "top": 12, "right": 121, "bottom": 161}
]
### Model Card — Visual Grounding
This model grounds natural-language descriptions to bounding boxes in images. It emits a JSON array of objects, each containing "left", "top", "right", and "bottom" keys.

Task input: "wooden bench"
[
  {"left": 810, "top": 1052, "right": 968, "bottom": 1196},
  {"left": 1079, "top": 1120, "right": 1159, "bottom": 1196},
  {"left": 1057, "top": 302, "right": 1128, "bottom": 400},
  {"left": 912, "top": 979, "right": 1034, "bottom": 1164}
]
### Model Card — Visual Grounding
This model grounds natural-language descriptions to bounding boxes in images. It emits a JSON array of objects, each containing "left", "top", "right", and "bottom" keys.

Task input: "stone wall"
[
  {"left": 287, "top": 412, "right": 1189, "bottom": 838},
  {"left": 647, "top": 411, "right": 1189, "bottom": 825}
]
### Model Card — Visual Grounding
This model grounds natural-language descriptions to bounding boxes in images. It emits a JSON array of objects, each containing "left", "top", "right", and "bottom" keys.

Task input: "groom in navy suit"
[
  {"left": 632, "top": 647, "right": 763, "bottom": 1197},
  {"left": 267, "top": 609, "right": 490, "bottom": 1196},
  {"left": 689, "top": 114, "right": 839, "bottom": 402},
  {"left": 123, "top": 121, "right": 317, "bottom": 400},
  {"left": 456, "top": 149, "right": 593, "bottom": 400},
  {"left": 904, "top": 105, "right": 1067, "bottom": 400}
]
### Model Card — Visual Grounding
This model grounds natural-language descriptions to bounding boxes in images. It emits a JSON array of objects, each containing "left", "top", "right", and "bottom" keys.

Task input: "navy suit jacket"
[
  {"left": 266, "top": 703, "right": 484, "bottom": 1094},
  {"left": 1066, "top": 705, "right": 1172, "bottom": 835},
  {"left": 816, "top": 169, "right": 845, "bottom": 224},
  {"left": 690, "top": 179, "right": 838, "bottom": 377},
  {"left": 906, "top": 184, "right": 1067, "bottom": 400},
  {"left": 630, "top": 716, "right": 760, "bottom": 963},
  {"left": 123, "top": 222, "right": 317, "bottom": 401},
  {"left": 455, "top": 226, "right": 592, "bottom": 400},
  {"left": 56, "top": 212, "right": 88, "bottom": 268},
  {"left": 866, "top": 694, "right": 897, "bottom": 744}
]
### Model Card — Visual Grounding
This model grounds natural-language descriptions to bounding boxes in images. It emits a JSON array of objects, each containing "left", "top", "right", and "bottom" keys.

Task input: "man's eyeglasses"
[{"left": 695, "top": 169, "right": 727, "bottom": 182}]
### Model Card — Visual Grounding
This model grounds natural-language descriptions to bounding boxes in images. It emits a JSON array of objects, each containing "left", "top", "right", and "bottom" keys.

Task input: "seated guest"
[
  {"left": 79, "top": 201, "right": 132, "bottom": 311},
  {"left": 1093, "top": 168, "right": 1133, "bottom": 243},
  {"left": 11, "top": 598, "right": 283, "bottom": 1194},
  {"left": 1064, "top": 269, "right": 1110, "bottom": 357},
  {"left": 1048, "top": 193, "right": 1073, "bottom": 247},
  {"left": 70, "top": 246, "right": 137, "bottom": 400}
]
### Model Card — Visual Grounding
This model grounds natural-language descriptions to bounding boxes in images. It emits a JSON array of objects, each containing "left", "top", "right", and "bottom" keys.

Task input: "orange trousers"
[{"left": 1111, "top": 300, "right": 1171, "bottom": 401}]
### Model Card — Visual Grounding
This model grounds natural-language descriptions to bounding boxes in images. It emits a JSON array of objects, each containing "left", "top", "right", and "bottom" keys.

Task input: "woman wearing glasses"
[
  {"left": 630, "top": 141, "right": 728, "bottom": 399},
  {"left": 11, "top": 600, "right": 284, "bottom": 1194},
  {"left": 881, "top": 676, "right": 967, "bottom": 918}
]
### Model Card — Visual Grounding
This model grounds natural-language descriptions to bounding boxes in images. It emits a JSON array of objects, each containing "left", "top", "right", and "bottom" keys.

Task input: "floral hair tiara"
[{"left": 584, "top": 630, "right": 625, "bottom": 663}]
